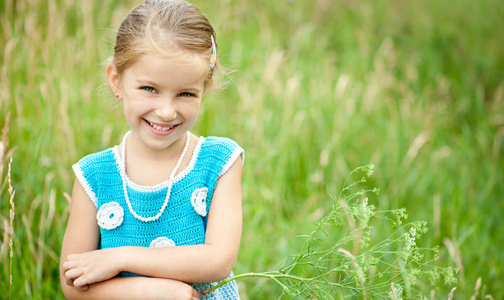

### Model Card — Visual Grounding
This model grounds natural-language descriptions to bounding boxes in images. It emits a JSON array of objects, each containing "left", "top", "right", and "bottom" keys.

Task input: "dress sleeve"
[
  {"left": 72, "top": 161, "right": 99, "bottom": 207},
  {"left": 71, "top": 148, "right": 116, "bottom": 208},
  {"left": 218, "top": 139, "right": 245, "bottom": 178}
]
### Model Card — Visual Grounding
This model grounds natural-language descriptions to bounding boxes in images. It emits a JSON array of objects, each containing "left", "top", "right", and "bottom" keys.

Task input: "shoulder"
[
  {"left": 74, "top": 147, "right": 117, "bottom": 170},
  {"left": 202, "top": 136, "right": 243, "bottom": 154},
  {"left": 72, "top": 147, "right": 118, "bottom": 207},
  {"left": 199, "top": 136, "right": 244, "bottom": 178}
]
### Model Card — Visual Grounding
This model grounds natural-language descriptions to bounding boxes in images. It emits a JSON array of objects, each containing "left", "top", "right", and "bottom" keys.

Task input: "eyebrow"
[{"left": 135, "top": 79, "right": 159, "bottom": 86}]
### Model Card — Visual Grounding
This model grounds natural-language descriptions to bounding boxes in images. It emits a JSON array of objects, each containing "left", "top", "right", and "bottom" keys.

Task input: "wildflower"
[
  {"left": 198, "top": 165, "right": 458, "bottom": 298},
  {"left": 426, "top": 269, "right": 441, "bottom": 285},
  {"left": 390, "top": 282, "right": 403, "bottom": 300},
  {"left": 359, "top": 197, "right": 375, "bottom": 228},
  {"left": 413, "top": 221, "right": 429, "bottom": 235},
  {"left": 405, "top": 227, "right": 417, "bottom": 251},
  {"left": 442, "top": 266, "right": 458, "bottom": 285},
  {"left": 392, "top": 208, "right": 408, "bottom": 226},
  {"left": 363, "top": 164, "right": 375, "bottom": 177},
  {"left": 359, "top": 228, "right": 371, "bottom": 249},
  {"left": 405, "top": 268, "right": 421, "bottom": 286}
]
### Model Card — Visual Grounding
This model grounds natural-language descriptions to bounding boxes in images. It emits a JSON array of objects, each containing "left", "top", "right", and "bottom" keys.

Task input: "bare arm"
[
  {"left": 64, "top": 157, "right": 243, "bottom": 288},
  {"left": 60, "top": 179, "right": 198, "bottom": 299},
  {"left": 62, "top": 276, "right": 198, "bottom": 300},
  {"left": 60, "top": 178, "right": 101, "bottom": 295}
]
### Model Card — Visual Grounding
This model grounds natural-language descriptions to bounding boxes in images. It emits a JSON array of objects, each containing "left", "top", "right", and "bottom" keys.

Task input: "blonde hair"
[{"left": 112, "top": 0, "right": 218, "bottom": 86}]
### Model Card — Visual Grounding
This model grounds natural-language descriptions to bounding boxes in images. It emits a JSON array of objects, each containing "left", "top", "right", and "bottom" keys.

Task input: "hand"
[{"left": 62, "top": 248, "right": 121, "bottom": 290}]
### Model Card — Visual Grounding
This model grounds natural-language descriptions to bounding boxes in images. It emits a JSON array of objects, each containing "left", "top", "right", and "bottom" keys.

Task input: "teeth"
[{"left": 148, "top": 121, "right": 175, "bottom": 132}]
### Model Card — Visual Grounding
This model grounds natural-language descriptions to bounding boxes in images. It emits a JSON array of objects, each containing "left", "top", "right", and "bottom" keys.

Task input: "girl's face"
[{"left": 108, "top": 52, "right": 209, "bottom": 153}]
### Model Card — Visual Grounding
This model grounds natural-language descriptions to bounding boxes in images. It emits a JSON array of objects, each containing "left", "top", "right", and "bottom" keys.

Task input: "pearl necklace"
[{"left": 120, "top": 131, "right": 191, "bottom": 222}]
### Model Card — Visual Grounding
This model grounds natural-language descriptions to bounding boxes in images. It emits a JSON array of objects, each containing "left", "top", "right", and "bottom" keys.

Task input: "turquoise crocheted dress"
[{"left": 73, "top": 133, "right": 244, "bottom": 299}]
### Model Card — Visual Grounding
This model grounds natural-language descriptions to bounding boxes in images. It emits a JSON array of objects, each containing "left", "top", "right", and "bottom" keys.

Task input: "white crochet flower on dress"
[
  {"left": 191, "top": 187, "right": 209, "bottom": 217},
  {"left": 150, "top": 237, "right": 176, "bottom": 248},
  {"left": 96, "top": 202, "right": 124, "bottom": 230}
]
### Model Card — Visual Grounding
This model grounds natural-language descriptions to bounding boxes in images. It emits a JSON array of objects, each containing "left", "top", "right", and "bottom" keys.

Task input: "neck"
[
  {"left": 120, "top": 131, "right": 193, "bottom": 186},
  {"left": 125, "top": 131, "right": 189, "bottom": 163}
]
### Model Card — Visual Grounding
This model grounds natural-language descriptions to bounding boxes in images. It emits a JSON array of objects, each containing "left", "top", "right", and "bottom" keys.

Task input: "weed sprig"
[{"left": 201, "top": 165, "right": 457, "bottom": 298}]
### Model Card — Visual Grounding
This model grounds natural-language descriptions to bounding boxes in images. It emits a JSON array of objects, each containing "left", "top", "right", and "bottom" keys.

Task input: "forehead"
[{"left": 123, "top": 51, "right": 209, "bottom": 86}]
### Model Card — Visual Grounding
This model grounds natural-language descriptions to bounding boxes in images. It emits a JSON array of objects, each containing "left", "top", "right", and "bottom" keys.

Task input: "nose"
[{"left": 156, "top": 98, "right": 177, "bottom": 121}]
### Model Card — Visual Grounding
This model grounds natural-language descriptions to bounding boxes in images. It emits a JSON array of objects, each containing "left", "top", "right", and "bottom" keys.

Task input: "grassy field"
[{"left": 1, "top": 0, "right": 503, "bottom": 298}]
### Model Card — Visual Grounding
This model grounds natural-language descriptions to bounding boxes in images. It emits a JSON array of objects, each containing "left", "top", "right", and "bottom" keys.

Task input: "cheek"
[
  {"left": 190, "top": 102, "right": 202, "bottom": 117},
  {"left": 123, "top": 93, "right": 153, "bottom": 113},
  {"left": 182, "top": 102, "right": 201, "bottom": 123},
  {"left": 122, "top": 101, "right": 149, "bottom": 124}
]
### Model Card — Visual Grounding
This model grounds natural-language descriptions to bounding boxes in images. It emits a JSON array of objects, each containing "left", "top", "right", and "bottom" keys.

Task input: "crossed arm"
[{"left": 60, "top": 158, "right": 242, "bottom": 299}]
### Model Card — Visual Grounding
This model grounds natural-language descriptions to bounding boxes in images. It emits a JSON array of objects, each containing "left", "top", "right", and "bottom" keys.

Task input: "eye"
[
  {"left": 141, "top": 86, "right": 157, "bottom": 93},
  {"left": 179, "top": 92, "right": 196, "bottom": 98}
]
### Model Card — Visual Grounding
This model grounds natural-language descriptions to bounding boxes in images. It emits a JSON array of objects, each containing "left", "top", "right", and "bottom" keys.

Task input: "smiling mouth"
[{"left": 145, "top": 119, "right": 177, "bottom": 132}]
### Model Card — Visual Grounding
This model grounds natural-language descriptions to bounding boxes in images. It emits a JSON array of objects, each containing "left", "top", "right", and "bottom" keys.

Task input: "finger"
[
  {"left": 73, "top": 276, "right": 90, "bottom": 290},
  {"left": 66, "top": 275, "right": 74, "bottom": 287},
  {"left": 192, "top": 288, "right": 199, "bottom": 298},
  {"left": 62, "top": 259, "right": 78, "bottom": 273},
  {"left": 66, "top": 253, "right": 80, "bottom": 261},
  {"left": 74, "top": 274, "right": 100, "bottom": 290},
  {"left": 76, "top": 284, "right": 89, "bottom": 291},
  {"left": 64, "top": 268, "right": 83, "bottom": 286}
]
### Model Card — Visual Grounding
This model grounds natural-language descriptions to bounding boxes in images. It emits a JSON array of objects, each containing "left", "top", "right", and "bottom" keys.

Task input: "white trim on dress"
[
  {"left": 219, "top": 147, "right": 245, "bottom": 178},
  {"left": 72, "top": 163, "right": 99, "bottom": 207}
]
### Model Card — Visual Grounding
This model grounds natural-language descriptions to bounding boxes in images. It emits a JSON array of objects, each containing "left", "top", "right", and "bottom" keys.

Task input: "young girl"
[{"left": 59, "top": 1, "right": 243, "bottom": 299}]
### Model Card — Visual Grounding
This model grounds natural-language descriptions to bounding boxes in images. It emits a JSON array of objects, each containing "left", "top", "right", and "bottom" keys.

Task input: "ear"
[
  {"left": 203, "top": 79, "right": 214, "bottom": 96},
  {"left": 106, "top": 63, "right": 121, "bottom": 99}
]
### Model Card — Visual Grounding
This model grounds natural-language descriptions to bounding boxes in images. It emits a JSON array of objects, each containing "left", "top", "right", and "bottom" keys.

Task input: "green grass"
[{"left": 1, "top": 0, "right": 503, "bottom": 298}]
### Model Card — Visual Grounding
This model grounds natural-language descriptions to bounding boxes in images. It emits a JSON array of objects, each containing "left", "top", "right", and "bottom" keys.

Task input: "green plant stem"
[{"left": 199, "top": 271, "right": 340, "bottom": 295}]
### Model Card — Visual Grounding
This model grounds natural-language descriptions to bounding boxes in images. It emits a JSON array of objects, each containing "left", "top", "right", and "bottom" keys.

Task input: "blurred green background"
[{"left": 1, "top": 0, "right": 503, "bottom": 298}]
